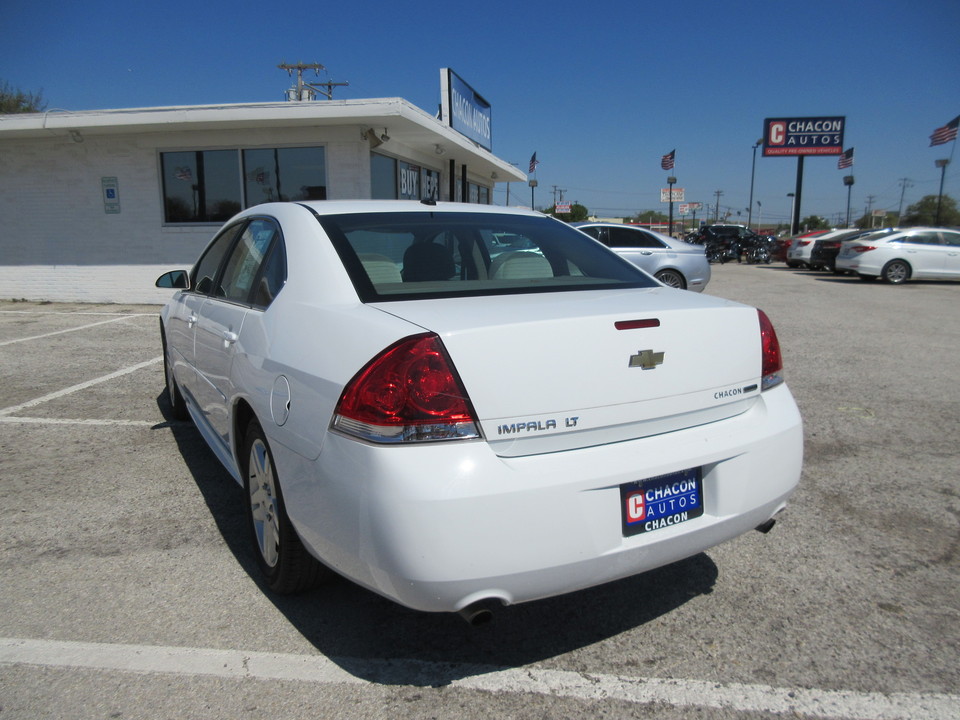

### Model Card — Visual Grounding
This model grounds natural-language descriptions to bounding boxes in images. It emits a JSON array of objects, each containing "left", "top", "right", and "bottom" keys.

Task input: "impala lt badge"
[{"left": 629, "top": 349, "right": 665, "bottom": 369}]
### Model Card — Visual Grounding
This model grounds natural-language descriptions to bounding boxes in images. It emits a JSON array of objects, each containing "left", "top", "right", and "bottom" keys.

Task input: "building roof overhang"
[{"left": 0, "top": 98, "right": 527, "bottom": 183}]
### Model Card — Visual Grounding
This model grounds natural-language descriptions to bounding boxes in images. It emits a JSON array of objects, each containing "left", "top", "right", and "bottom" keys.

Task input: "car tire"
[
  {"left": 654, "top": 269, "right": 686, "bottom": 290},
  {"left": 160, "top": 324, "right": 188, "bottom": 422},
  {"left": 243, "top": 419, "right": 328, "bottom": 594},
  {"left": 881, "top": 260, "right": 910, "bottom": 284}
]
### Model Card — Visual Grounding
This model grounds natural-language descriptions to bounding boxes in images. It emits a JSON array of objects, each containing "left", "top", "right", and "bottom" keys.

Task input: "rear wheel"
[
  {"left": 881, "top": 259, "right": 910, "bottom": 284},
  {"left": 243, "top": 419, "right": 327, "bottom": 593},
  {"left": 654, "top": 269, "right": 686, "bottom": 290}
]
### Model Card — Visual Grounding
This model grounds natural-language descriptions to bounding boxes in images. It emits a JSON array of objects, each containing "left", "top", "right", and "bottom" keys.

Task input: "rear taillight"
[
  {"left": 332, "top": 333, "right": 480, "bottom": 443},
  {"left": 852, "top": 245, "right": 876, "bottom": 253},
  {"left": 758, "top": 310, "right": 784, "bottom": 391},
  {"left": 798, "top": 240, "right": 812, "bottom": 247}
]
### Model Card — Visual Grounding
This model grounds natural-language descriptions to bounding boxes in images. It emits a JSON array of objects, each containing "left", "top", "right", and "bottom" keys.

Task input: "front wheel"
[
  {"left": 160, "top": 324, "right": 188, "bottom": 421},
  {"left": 881, "top": 259, "right": 910, "bottom": 284},
  {"left": 243, "top": 419, "right": 328, "bottom": 594},
  {"left": 654, "top": 269, "right": 686, "bottom": 290}
]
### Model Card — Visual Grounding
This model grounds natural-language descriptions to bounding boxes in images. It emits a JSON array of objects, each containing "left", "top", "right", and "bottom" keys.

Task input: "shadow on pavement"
[{"left": 157, "top": 392, "right": 718, "bottom": 686}]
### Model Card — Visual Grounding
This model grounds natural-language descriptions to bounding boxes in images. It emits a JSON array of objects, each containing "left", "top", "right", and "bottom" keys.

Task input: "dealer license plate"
[{"left": 620, "top": 467, "right": 703, "bottom": 537}]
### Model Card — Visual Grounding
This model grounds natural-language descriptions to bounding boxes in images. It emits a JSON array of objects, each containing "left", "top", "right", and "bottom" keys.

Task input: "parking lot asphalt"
[{"left": 1, "top": 266, "right": 959, "bottom": 720}]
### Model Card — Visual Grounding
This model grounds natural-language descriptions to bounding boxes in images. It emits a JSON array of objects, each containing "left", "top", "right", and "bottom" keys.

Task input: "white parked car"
[
  {"left": 786, "top": 229, "right": 836, "bottom": 268},
  {"left": 835, "top": 227, "right": 960, "bottom": 283},
  {"left": 156, "top": 201, "right": 803, "bottom": 624}
]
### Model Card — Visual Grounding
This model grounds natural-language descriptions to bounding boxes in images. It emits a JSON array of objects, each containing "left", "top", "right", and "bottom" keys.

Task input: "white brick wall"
[
  {"left": 0, "top": 265, "right": 179, "bottom": 304},
  {"left": 0, "top": 121, "right": 461, "bottom": 303}
]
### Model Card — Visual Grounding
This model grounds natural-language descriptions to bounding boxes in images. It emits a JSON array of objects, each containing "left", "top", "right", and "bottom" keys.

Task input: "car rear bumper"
[{"left": 276, "top": 383, "right": 803, "bottom": 613}]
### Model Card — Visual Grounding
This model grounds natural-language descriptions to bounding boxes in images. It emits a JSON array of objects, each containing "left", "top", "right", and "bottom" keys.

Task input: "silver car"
[{"left": 573, "top": 222, "right": 711, "bottom": 291}]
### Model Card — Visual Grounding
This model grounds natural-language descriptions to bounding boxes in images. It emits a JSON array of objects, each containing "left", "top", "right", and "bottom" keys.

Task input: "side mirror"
[{"left": 155, "top": 270, "right": 189, "bottom": 289}]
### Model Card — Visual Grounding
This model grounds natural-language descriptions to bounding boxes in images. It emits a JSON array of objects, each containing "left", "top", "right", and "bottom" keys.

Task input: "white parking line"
[
  {"left": 1, "top": 637, "right": 956, "bottom": 719},
  {"left": 0, "top": 316, "right": 144, "bottom": 347},
  {"left": 0, "top": 416, "right": 159, "bottom": 426},
  {"left": 0, "top": 357, "right": 162, "bottom": 417}
]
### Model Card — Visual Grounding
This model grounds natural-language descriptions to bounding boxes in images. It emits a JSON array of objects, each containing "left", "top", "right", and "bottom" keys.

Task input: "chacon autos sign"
[
  {"left": 763, "top": 116, "right": 845, "bottom": 156},
  {"left": 441, "top": 68, "right": 492, "bottom": 151}
]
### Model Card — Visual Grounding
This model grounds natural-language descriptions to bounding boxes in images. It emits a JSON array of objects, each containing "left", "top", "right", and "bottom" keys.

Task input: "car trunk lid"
[{"left": 371, "top": 288, "right": 763, "bottom": 457}]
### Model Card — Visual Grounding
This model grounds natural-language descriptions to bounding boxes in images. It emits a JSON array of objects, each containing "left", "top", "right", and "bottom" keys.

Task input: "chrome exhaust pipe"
[
  {"left": 458, "top": 601, "right": 494, "bottom": 626},
  {"left": 755, "top": 518, "right": 776, "bottom": 534}
]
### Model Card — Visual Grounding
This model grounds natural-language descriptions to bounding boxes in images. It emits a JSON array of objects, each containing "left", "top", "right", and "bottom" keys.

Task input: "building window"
[
  {"left": 161, "top": 150, "right": 242, "bottom": 223},
  {"left": 371, "top": 153, "right": 397, "bottom": 199},
  {"left": 372, "top": 153, "right": 442, "bottom": 201},
  {"left": 161, "top": 146, "right": 326, "bottom": 224},
  {"left": 242, "top": 147, "right": 326, "bottom": 205},
  {"left": 422, "top": 168, "right": 440, "bottom": 201}
]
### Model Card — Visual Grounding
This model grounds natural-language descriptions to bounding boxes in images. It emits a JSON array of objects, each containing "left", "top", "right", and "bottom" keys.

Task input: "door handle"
[
  {"left": 187, "top": 314, "right": 198, "bottom": 328},
  {"left": 223, "top": 331, "right": 239, "bottom": 346}
]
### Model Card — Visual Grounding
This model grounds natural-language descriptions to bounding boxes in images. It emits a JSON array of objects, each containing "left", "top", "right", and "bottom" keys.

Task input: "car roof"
[
  {"left": 571, "top": 222, "right": 690, "bottom": 247},
  {"left": 240, "top": 199, "right": 546, "bottom": 220}
]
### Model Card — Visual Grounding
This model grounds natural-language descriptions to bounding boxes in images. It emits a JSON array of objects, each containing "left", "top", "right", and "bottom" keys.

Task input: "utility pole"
[
  {"left": 551, "top": 186, "right": 566, "bottom": 207},
  {"left": 896, "top": 178, "right": 912, "bottom": 226},
  {"left": 278, "top": 62, "right": 349, "bottom": 100},
  {"left": 713, "top": 190, "right": 724, "bottom": 223},
  {"left": 865, "top": 195, "right": 875, "bottom": 227}
]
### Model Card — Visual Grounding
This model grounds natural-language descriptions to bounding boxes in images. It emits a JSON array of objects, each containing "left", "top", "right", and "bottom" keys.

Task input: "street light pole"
[
  {"left": 787, "top": 193, "right": 796, "bottom": 235},
  {"left": 667, "top": 176, "right": 677, "bottom": 236},
  {"left": 843, "top": 175, "right": 855, "bottom": 228},
  {"left": 748, "top": 139, "right": 762, "bottom": 231},
  {"left": 935, "top": 159, "right": 950, "bottom": 225}
]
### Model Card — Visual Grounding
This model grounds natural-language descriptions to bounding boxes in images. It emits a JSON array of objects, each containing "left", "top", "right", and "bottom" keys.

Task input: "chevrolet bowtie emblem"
[{"left": 629, "top": 349, "right": 665, "bottom": 369}]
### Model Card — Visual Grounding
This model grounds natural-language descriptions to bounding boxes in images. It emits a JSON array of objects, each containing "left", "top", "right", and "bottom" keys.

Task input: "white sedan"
[
  {"left": 835, "top": 227, "right": 960, "bottom": 283},
  {"left": 157, "top": 201, "right": 803, "bottom": 624}
]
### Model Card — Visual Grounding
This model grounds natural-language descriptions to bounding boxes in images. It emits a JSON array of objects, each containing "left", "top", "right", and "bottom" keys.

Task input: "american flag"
[
  {"left": 528, "top": 152, "right": 540, "bottom": 174},
  {"left": 661, "top": 149, "right": 675, "bottom": 170},
  {"left": 837, "top": 147, "right": 854, "bottom": 169},
  {"left": 930, "top": 115, "right": 959, "bottom": 146}
]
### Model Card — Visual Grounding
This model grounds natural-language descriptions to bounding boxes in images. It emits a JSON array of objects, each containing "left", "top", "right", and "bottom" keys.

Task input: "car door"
[
  {"left": 939, "top": 230, "right": 960, "bottom": 278},
  {"left": 607, "top": 226, "right": 667, "bottom": 274},
  {"left": 897, "top": 231, "right": 946, "bottom": 278},
  {"left": 169, "top": 222, "right": 245, "bottom": 405},
  {"left": 193, "top": 217, "right": 282, "bottom": 452}
]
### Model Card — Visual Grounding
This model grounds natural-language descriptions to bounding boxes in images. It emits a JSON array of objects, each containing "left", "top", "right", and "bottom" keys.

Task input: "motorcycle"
[{"left": 743, "top": 237, "right": 773, "bottom": 264}]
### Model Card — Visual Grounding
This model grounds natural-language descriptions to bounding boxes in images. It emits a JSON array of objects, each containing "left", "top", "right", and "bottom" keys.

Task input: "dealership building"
[{"left": 0, "top": 74, "right": 526, "bottom": 303}]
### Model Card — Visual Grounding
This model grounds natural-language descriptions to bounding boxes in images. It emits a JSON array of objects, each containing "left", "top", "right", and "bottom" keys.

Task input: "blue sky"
[{"left": 3, "top": 0, "right": 958, "bottom": 226}]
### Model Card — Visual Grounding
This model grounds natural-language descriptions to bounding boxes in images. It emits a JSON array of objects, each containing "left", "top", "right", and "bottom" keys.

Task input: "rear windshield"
[{"left": 316, "top": 211, "right": 658, "bottom": 301}]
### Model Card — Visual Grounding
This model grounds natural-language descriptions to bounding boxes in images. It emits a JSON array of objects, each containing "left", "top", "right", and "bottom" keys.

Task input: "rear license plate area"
[{"left": 621, "top": 468, "right": 703, "bottom": 537}]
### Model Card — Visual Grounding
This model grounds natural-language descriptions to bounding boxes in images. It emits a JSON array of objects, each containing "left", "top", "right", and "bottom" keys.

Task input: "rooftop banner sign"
[
  {"left": 763, "top": 117, "right": 845, "bottom": 156},
  {"left": 441, "top": 68, "right": 492, "bottom": 151}
]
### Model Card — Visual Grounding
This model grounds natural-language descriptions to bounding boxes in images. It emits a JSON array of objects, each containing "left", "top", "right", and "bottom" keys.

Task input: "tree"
[
  {"left": 900, "top": 194, "right": 959, "bottom": 227},
  {"left": 854, "top": 211, "right": 895, "bottom": 229},
  {"left": 547, "top": 203, "right": 589, "bottom": 222},
  {"left": 0, "top": 81, "right": 46, "bottom": 114},
  {"left": 633, "top": 210, "right": 668, "bottom": 225},
  {"left": 799, "top": 215, "right": 829, "bottom": 231}
]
